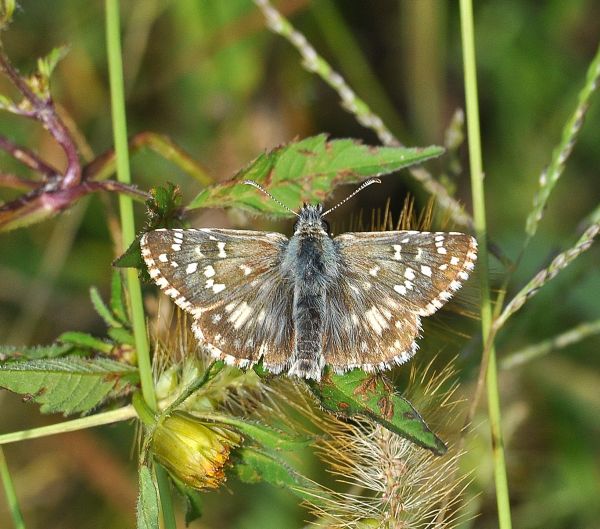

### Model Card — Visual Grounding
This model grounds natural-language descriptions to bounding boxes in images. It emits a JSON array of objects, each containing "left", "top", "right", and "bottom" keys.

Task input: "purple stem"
[
  {"left": 0, "top": 135, "right": 60, "bottom": 178},
  {"left": 0, "top": 49, "right": 81, "bottom": 188},
  {"left": 0, "top": 172, "right": 38, "bottom": 190}
]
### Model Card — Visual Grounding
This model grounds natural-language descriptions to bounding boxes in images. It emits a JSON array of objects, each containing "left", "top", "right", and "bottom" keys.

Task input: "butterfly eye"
[{"left": 321, "top": 218, "right": 331, "bottom": 234}]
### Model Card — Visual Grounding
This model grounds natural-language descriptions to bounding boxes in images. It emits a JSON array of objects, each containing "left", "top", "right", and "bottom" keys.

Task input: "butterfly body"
[
  {"left": 141, "top": 201, "right": 477, "bottom": 381},
  {"left": 283, "top": 204, "right": 340, "bottom": 378}
]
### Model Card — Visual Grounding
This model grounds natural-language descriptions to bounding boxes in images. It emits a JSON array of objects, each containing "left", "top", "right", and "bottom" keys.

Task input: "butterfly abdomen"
[{"left": 287, "top": 226, "right": 338, "bottom": 380}]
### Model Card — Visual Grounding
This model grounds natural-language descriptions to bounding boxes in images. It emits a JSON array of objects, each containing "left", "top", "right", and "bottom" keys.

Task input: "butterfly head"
[{"left": 294, "top": 204, "right": 330, "bottom": 235}]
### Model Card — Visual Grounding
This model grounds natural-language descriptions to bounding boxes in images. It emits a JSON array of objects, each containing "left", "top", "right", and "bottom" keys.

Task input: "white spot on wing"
[
  {"left": 421, "top": 265, "right": 432, "bottom": 277},
  {"left": 404, "top": 268, "right": 416, "bottom": 280},
  {"left": 171, "top": 244, "right": 181, "bottom": 251},
  {"left": 204, "top": 265, "right": 215, "bottom": 277},
  {"left": 394, "top": 284, "right": 407, "bottom": 295},
  {"left": 229, "top": 301, "right": 252, "bottom": 329},
  {"left": 217, "top": 242, "right": 227, "bottom": 258},
  {"left": 393, "top": 244, "right": 402, "bottom": 260},
  {"left": 186, "top": 262, "right": 198, "bottom": 274},
  {"left": 158, "top": 253, "right": 168, "bottom": 263},
  {"left": 365, "top": 306, "right": 389, "bottom": 335},
  {"left": 212, "top": 283, "right": 226, "bottom": 293}
]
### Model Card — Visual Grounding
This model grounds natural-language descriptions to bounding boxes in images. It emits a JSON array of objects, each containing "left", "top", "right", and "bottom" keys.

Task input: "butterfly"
[{"left": 140, "top": 178, "right": 477, "bottom": 381}]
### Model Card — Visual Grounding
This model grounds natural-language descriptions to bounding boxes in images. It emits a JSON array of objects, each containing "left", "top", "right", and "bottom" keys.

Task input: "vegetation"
[{"left": 0, "top": 2, "right": 598, "bottom": 528}]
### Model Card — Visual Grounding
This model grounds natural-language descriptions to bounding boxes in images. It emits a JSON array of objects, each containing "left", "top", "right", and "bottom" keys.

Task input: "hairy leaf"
[
  {"left": 58, "top": 331, "right": 113, "bottom": 354},
  {"left": 137, "top": 466, "right": 159, "bottom": 529},
  {"left": 234, "top": 447, "right": 325, "bottom": 504},
  {"left": 311, "top": 369, "right": 447, "bottom": 455},
  {"left": 171, "top": 476, "right": 203, "bottom": 526},
  {"left": 193, "top": 413, "right": 310, "bottom": 452},
  {"left": 189, "top": 134, "right": 444, "bottom": 216},
  {"left": 0, "top": 343, "right": 74, "bottom": 362},
  {"left": 0, "top": 356, "right": 139, "bottom": 415},
  {"left": 110, "top": 271, "right": 128, "bottom": 324},
  {"left": 90, "top": 286, "right": 121, "bottom": 328}
]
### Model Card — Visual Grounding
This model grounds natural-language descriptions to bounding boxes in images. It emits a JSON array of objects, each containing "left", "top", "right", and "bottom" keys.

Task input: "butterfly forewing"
[
  {"left": 141, "top": 228, "right": 294, "bottom": 370},
  {"left": 323, "top": 230, "right": 477, "bottom": 371}
]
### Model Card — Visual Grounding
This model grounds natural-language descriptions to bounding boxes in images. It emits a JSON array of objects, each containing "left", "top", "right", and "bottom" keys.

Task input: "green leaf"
[
  {"left": 137, "top": 466, "right": 159, "bottom": 529},
  {"left": 107, "top": 327, "right": 135, "bottom": 346},
  {"left": 189, "top": 134, "right": 444, "bottom": 216},
  {"left": 0, "top": 94, "right": 16, "bottom": 111},
  {"left": 311, "top": 369, "right": 447, "bottom": 455},
  {"left": 90, "top": 286, "right": 121, "bottom": 328},
  {"left": 171, "top": 477, "right": 203, "bottom": 526},
  {"left": 37, "top": 45, "right": 69, "bottom": 78},
  {"left": 146, "top": 182, "right": 183, "bottom": 229},
  {"left": 234, "top": 447, "right": 326, "bottom": 504},
  {"left": 0, "top": 343, "right": 74, "bottom": 362},
  {"left": 194, "top": 414, "right": 310, "bottom": 452},
  {"left": 112, "top": 236, "right": 146, "bottom": 270},
  {"left": 58, "top": 331, "right": 113, "bottom": 354},
  {"left": 110, "top": 271, "right": 128, "bottom": 324},
  {"left": 115, "top": 184, "right": 185, "bottom": 271},
  {"left": 0, "top": 356, "right": 139, "bottom": 415}
]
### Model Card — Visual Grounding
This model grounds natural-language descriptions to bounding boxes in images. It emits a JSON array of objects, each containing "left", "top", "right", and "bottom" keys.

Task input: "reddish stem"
[
  {"left": 0, "top": 135, "right": 60, "bottom": 178},
  {"left": 0, "top": 49, "right": 81, "bottom": 188}
]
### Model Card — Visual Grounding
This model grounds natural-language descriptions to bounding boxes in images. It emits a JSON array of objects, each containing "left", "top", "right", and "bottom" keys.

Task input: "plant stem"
[
  {"left": 0, "top": 447, "right": 26, "bottom": 529},
  {"left": 105, "top": 2, "right": 175, "bottom": 527},
  {"left": 459, "top": 1, "right": 512, "bottom": 528},
  {"left": 0, "top": 406, "right": 137, "bottom": 446}
]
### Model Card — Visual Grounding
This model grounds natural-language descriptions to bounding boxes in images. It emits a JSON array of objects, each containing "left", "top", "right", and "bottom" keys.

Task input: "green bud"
[{"left": 151, "top": 411, "right": 242, "bottom": 490}]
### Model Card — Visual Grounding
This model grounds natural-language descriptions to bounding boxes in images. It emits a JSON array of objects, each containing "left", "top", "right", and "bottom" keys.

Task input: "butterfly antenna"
[
  {"left": 242, "top": 180, "right": 300, "bottom": 217},
  {"left": 321, "top": 177, "right": 382, "bottom": 217}
]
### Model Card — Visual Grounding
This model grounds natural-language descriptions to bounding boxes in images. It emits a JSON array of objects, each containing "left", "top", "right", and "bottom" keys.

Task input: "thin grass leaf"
[
  {"left": 0, "top": 356, "right": 138, "bottom": 415},
  {"left": 526, "top": 44, "right": 600, "bottom": 238},
  {"left": 189, "top": 134, "right": 443, "bottom": 216}
]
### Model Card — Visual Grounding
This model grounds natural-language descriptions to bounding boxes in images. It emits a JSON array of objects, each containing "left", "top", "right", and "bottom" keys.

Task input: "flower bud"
[{"left": 151, "top": 411, "right": 242, "bottom": 490}]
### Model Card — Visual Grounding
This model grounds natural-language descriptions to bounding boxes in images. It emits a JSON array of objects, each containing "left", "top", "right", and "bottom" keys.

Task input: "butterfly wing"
[
  {"left": 324, "top": 230, "right": 477, "bottom": 372},
  {"left": 141, "top": 228, "right": 294, "bottom": 371}
]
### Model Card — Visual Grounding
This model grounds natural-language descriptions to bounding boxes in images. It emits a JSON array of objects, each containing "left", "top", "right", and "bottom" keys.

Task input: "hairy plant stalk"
[
  {"left": 525, "top": 43, "right": 600, "bottom": 239},
  {"left": 307, "top": 361, "right": 469, "bottom": 528},
  {"left": 495, "top": 222, "right": 599, "bottom": 331},
  {"left": 501, "top": 318, "right": 600, "bottom": 370}
]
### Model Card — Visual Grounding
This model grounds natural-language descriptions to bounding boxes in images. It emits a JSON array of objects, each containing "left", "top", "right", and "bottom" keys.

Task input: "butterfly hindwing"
[
  {"left": 141, "top": 228, "right": 294, "bottom": 370},
  {"left": 323, "top": 230, "right": 477, "bottom": 372}
]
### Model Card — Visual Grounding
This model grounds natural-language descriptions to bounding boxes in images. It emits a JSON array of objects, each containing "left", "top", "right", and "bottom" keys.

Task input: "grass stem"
[
  {"left": 459, "top": 1, "right": 512, "bottom": 528},
  {"left": 105, "top": 2, "right": 175, "bottom": 527},
  {"left": 0, "top": 447, "right": 26, "bottom": 529},
  {"left": 0, "top": 406, "right": 137, "bottom": 446}
]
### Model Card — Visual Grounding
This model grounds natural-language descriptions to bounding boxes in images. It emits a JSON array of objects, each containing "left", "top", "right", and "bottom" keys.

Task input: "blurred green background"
[{"left": 1, "top": 1, "right": 599, "bottom": 528}]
